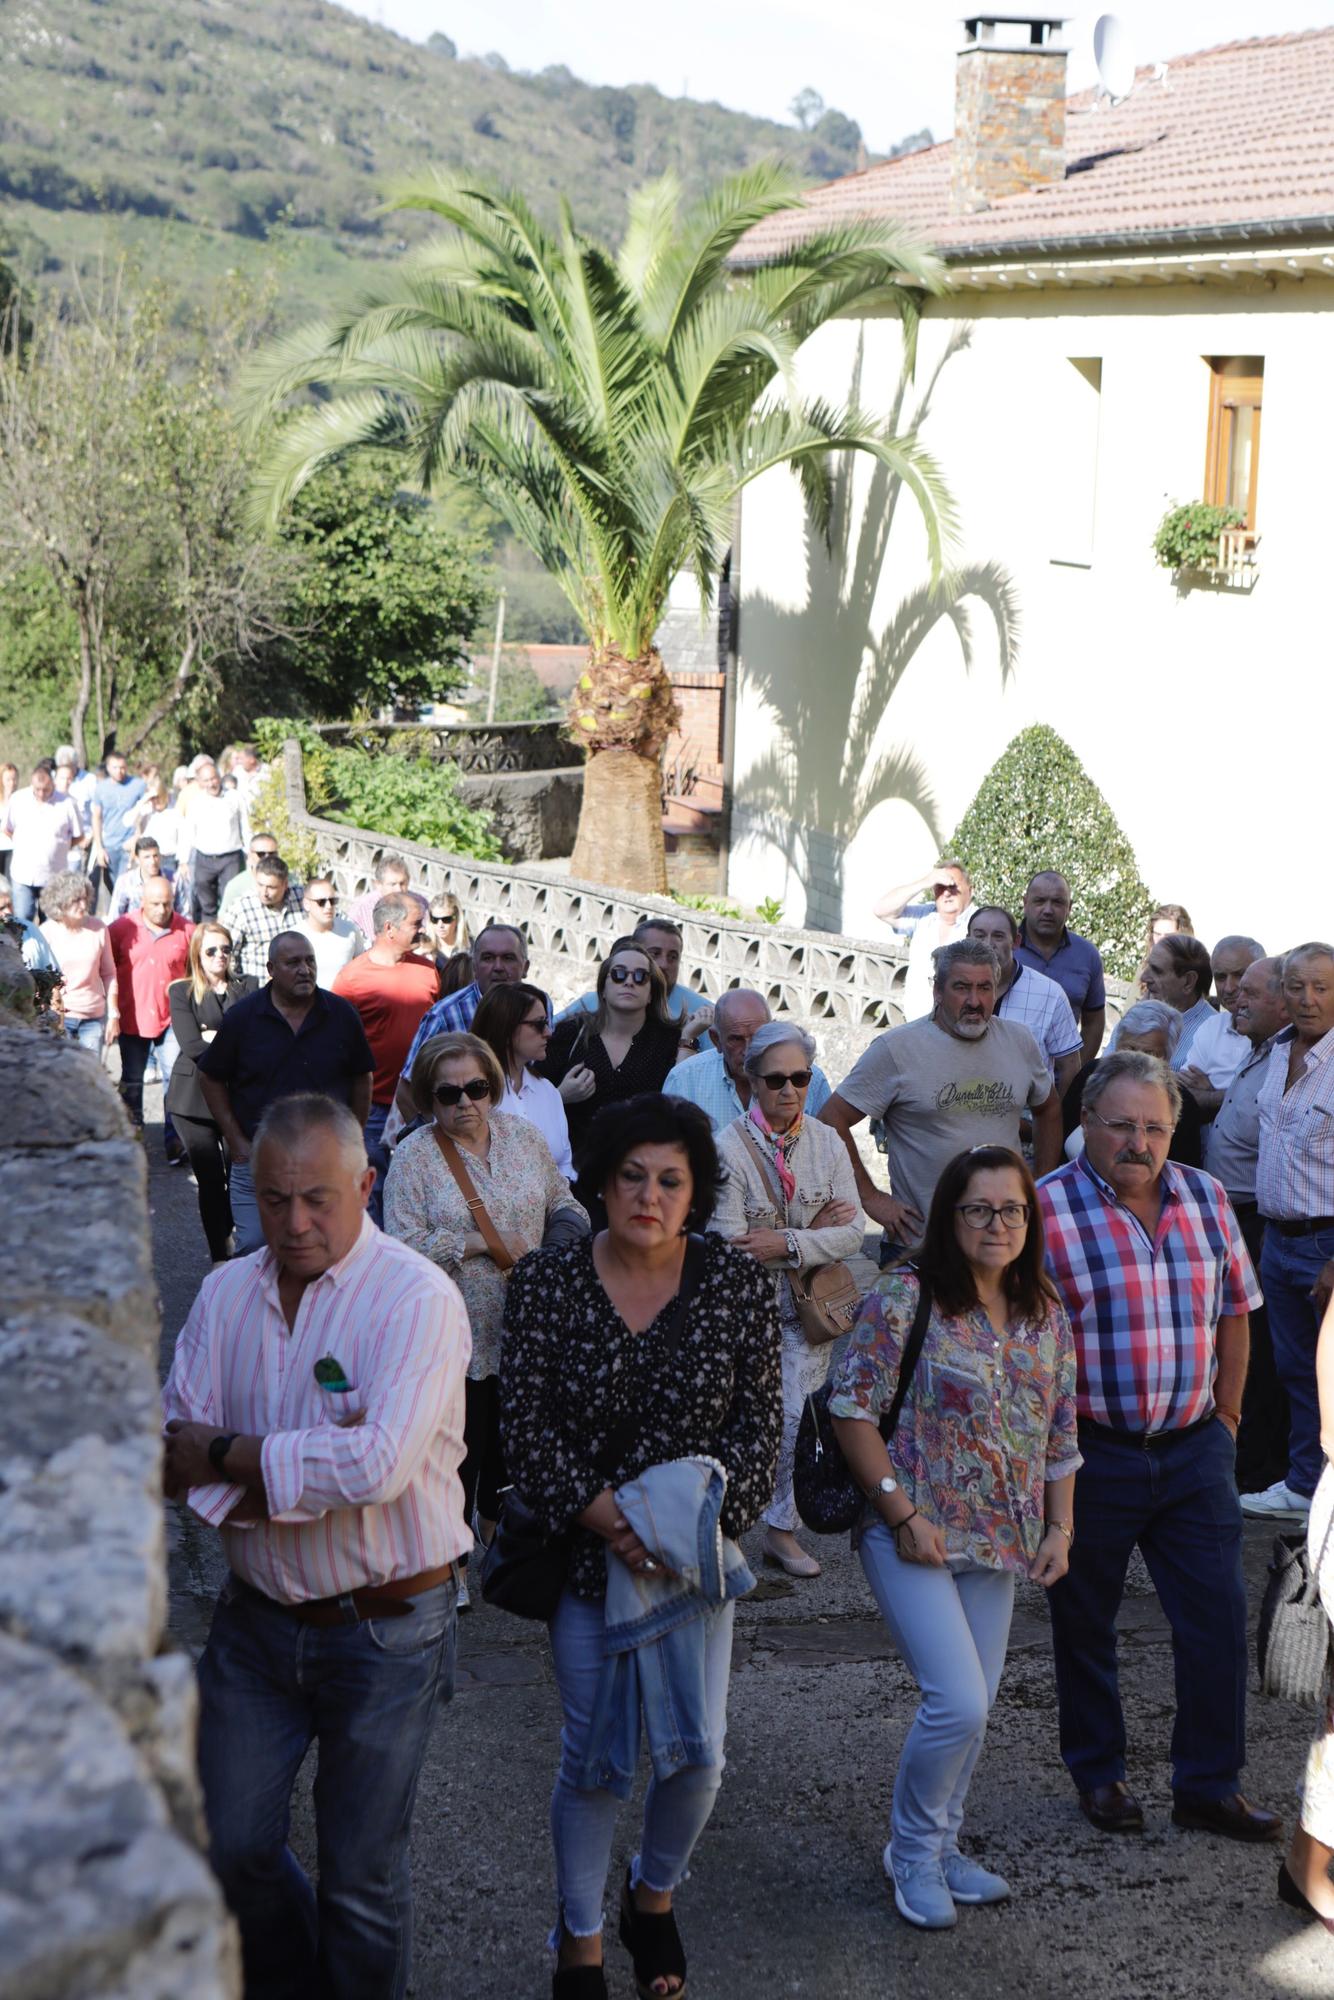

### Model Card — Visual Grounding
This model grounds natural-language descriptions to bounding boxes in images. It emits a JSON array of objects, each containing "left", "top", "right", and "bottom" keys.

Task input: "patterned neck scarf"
[{"left": 748, "top": 1102, "right": 803, "bottom": 1206}]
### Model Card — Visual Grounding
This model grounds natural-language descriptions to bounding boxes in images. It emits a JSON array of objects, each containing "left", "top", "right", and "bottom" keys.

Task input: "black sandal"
[
  {"left": 618, "top": 1867, "right": 688, "bottom": 2000},
  {"left": 552, "top": 1961, "right": 608, "bottom": 1998}
]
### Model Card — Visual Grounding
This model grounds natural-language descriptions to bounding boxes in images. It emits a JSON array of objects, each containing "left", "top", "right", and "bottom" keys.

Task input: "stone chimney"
[{"left": 951, "top": 14, "right": 1068, "bottom": 215}]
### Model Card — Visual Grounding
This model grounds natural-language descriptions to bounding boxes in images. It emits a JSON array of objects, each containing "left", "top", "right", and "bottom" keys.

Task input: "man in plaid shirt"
[
  {"left": 1037, "top": 1049, "right": 1280, "bottom": 1845},
  {"left": 224, "top": 854, "right": 305, "bottom": 980}
]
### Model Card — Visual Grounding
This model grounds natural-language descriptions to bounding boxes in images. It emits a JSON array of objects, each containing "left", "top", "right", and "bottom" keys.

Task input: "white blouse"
[{"left": 502, "top": 1067, "right": 576, "bottom": 1182}]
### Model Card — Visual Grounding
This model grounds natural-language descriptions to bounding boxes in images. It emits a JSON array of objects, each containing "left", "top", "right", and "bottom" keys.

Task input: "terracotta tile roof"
[{"left": 737, "top": 30, "right": 1334, "bottom": 265}]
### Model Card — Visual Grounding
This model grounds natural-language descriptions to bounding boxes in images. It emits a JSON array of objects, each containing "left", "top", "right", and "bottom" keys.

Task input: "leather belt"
[
  {"left": 241, "top": 1563, "right": 459, "bottom": 1627},
  {"left": 1078, "top": 1413, "right": 1214, "bottom": 1449},
  {"left": 1265, "top": 1215, "right": 1334, "bottom": 1238}
]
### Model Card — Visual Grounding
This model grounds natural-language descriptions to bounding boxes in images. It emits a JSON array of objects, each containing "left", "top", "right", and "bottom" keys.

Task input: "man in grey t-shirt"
[{"left": 821, "top": 938, "right": 1060, "bottom": 1254}]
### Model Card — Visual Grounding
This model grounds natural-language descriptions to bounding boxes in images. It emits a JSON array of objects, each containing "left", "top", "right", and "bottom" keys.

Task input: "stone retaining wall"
[{"left": 0, "top": 942, "right": 239, "bottom": 1998}]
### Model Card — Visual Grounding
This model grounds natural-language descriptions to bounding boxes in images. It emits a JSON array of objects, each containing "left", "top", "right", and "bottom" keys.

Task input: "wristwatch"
[
  {"left": 784, "top": 1229, "right": 801, "bottom": 1267},
  {"left": 208, "top": 1431, "right": 239, "bottom": 1475},
  {"left": 877, "top": 1474, "right": 899, "bottom": 1498}
]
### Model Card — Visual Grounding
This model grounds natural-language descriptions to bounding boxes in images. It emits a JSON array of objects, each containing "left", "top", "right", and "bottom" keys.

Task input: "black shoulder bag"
[
  {"left": 793, "top": 1274, "right": 933, "bottom": 1536},
  {"left": 481, "top": 1234, "right": 708, "bottom": 1620}
]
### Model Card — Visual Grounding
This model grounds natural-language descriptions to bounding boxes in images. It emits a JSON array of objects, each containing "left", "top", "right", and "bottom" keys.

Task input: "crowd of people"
[{"left": 7, "top": 751, "right": 1332, "bottom": 2000}]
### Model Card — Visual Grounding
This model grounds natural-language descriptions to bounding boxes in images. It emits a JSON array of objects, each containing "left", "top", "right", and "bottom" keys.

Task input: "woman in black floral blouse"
[
  {"left": 501, "top": 1094, "right": 781, "bottom": 2000},
  {"left": 542, "top": 937, "right": 684, "bottom": 1173}
]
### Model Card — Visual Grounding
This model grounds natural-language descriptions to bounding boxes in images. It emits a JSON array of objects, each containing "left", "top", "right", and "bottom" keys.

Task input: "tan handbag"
[
  {"left": 740, "top": 1122, "right": 864, "bottom": 1346},
  {"left": 432, "top": 1127, "right": 516, "bottom": 1272}
]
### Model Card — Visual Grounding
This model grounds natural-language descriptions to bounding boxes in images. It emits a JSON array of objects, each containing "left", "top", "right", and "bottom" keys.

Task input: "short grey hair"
[
  {"left": 715, "top": 987, "right": 768, "bottom": 1031},
  {"left": 252, "top": 1092, "right": 368, "bottom": 1174},
  {"left": 53, "top": 744, "right": 78, "bottom": 767},
  {"left": 1283, "top": 941, "right": 1334, "bottom": 976},
  {"left": 1083, "top": 1049, "right": 1182, "bottom": 1126},
  {"left": 40, "top": 870, "right": 91, "bottom": 918},
  {"left": 1213, "top": 935, "right": 1265, "bottom": 962},
  {"left": 933, "top": 938, "right": 998, "bottom": 985},
  {"left": 373, "top": 893, "right": 414, "bottom": 934},
  {"left": 1110, "top": 999, "right": 1183, "bottom": 1057},
  {"left": 373, "top": 853, "right": 409, "bottom": 883},
  {"left": 743, "top": 1019, "right": 817, "bottom": 1079}
]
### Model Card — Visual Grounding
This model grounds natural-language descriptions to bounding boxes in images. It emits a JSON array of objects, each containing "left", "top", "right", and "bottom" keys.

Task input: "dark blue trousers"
[{"left": 1047, "top": 1418, "right": 1247, "bottom": 1798}]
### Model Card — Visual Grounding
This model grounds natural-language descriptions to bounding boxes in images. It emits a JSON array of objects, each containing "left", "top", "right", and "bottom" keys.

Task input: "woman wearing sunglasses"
[
  {"left": 473, "top": 979, "right": 575, "bottom": 1181},
  {"left": 543, "top": 936, "right": 682, "bottom": 1174},
  {"left": 385, "top": 1031, "right": 588, "bottom": 1598},
  {"left": 166, "top": 923, "right": 257, "bottom": 1264},
  {"left": 828, "top": 1145, "right": 1079, "bottom": 1929},
  {"left": 710, "top": 1020, "right": 865, "bottom": 1578}
]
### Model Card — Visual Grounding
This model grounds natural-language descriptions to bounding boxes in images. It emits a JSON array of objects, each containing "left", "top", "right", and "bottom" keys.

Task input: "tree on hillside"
[
  {"left": 790, "top": 88, "right": 825, "bottom": 131},
  {"left": 948, "top": 724, "right": 1153, "bottom": 981},
  {"left": 249, "top": 165, "right": 955, "bottom": 891}
]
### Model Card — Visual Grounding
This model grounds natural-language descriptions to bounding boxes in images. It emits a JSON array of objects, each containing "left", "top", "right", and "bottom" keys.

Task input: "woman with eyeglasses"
[
  {"left": 385, "top": 1031, "right": 588, "bottom": 1595},
  {"left": 709, "top": 1020, "right": 864, "bottom": 1578},
  {"left": 473, "top": 979, "right": 575, "bottom": 1181},
  {"left": 544, "top": 936, "right": 683, "bottom": 1174},
  {"left": 427, "top": 891, "right": 469, "bottom": 963},
  {"left": 166, "top": 924, "right": 257, "bottom": 1264},
  {"left": 828, "top": 1145, "right": 1079, "bottom": 1930}
]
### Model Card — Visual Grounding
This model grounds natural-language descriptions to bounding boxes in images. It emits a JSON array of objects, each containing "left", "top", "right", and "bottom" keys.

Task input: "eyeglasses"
[
  {"left": 608, "top": 964, "right": 650, "bottom": 986},
  {"left": 307, "top": 896, "right": 337, "bottom": 907},
  {"left": 1087, "top": 1110, "right": 1172, "bottom": 1142},
  {"left": 519, "top": 1015, "right": 550, "bottom": 1034},
  {"left": 434, "top": 1078, "right": 491, "bottom": 1106},
  {"left": 202, "top": 945, "right": 232, "bottom": 958},
  {"left": 759, "top": 1069, "right": 813, "bottom": 1090},
  {"left": 956, "top": 1201, "right": 1029, "bottom": 1229},
  {"left": 934, "top": 881, "right": 963, "bottom": 898}
]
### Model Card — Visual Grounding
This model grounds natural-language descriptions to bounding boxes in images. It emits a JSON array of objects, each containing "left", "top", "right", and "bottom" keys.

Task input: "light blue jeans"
[
  {"left": 547, "top": 1588, "right": 733, "bottom": 1941},
  {"left": 229, "top": 1157, "right": 263, "bottom": 1254},
  {"left": 860, "top": 1522, "right": 1015, "bottom": 1869},
  {"left": 66, "top": 1014, "right": 106, "bottom": 1055}
]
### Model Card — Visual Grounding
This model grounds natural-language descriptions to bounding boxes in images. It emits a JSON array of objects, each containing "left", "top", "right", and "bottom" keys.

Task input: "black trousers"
[
  {"left": 172, "top": 1111, "right": 234, "bottom": 1262},
  {"left": 1233, "top": 1201, "right": 1290, "bottom": 1493},
  {"left": 192, "top": 849, "right": 244, "bottom": 922},
  {"left": 460, "top": 1374, "right": 506, "bottom": 1536}
]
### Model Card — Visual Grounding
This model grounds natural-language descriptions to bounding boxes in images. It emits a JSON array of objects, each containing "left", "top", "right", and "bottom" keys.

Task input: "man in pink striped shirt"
[{"left": 163, "top": 1092, "right": 470, "bottom": 2000}]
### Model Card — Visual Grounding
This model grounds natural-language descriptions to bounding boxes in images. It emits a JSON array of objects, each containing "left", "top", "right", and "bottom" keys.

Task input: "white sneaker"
[
  {"left": 457, "top": 1571, "right": 472, "bottom": 1613},
  {"left": 941, "top": 1851, "right": 1011, "bottom": 1904},
  {"left": 885, "top": 1846, "right": 958, "bottom": 1930},
  {"left": 1240, "top": 1480, "right": 1312, "bottom": 1520}
]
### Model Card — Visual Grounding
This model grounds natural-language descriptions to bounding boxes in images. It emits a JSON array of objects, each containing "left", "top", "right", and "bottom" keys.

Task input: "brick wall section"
[{"left": 952, "top": 46, "right": 1067, "bottom": 212}]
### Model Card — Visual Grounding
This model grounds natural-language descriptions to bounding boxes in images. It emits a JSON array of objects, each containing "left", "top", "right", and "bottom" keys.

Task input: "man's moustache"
[{"left": 1116, "top": 1149, "right": 1154, "bottom": 1167}]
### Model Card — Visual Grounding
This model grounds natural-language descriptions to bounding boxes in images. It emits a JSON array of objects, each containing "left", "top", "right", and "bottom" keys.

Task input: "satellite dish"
[{"left": 1093, "top": 15, "right": 1136, "bottom": 104}]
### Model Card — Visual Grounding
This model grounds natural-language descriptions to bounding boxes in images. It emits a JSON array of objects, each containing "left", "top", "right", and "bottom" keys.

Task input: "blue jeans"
[
  {"left": 860, "top": 1524, "right": 1015, "bottom": 1868},
  {"left": 547, "top": 1589, "right": 733, "bottom": 1940},
  {"left": 1261, "top": 1224, "right": 1334, "bottom": 1499},
  {"left": 1047, "top": 1419, "right": 1246, "bottom": 1797},
  {"left": 229, "top": 1157, "right": 263, "bottom": 1254},
  {"left": 366, "top": 1101, "right": 390, "bottom": 1228},
  {"left": 197, "top": 1573, "right": 457, "bottom": 2000},
  {"left": 12, "top": 880, "right": 39, "bottom": 923},
  {"left": 118, "top": 1025, "right": 179, "bottom": 1134},
  {"left": 66, "top": 1014, "right": 105, "bottom": 1055}
]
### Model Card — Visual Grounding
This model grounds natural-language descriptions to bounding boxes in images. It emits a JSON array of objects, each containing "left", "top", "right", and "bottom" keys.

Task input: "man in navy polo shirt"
[
  {"left": 1016, "top": 871, "right": 1107, "bottom": 1068},
  {"left": 198, "top": 930, "right": 374, "bottom": 1255}
]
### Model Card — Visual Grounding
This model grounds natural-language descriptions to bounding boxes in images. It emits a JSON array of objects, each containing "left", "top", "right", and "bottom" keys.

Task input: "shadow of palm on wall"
[{"left": 738, "top": 325, "right": 1019, "bottom": 923}]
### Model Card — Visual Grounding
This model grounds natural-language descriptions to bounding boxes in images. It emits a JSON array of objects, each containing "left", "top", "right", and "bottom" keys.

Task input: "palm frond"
[
  {"left": 617, "top": 173, "right": 683, "bottom": 301},
  {"left": 641, "top": 160, "right": 813, "bottom": 351}
]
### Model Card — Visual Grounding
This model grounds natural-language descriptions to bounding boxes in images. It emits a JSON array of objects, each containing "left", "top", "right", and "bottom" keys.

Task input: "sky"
[{"left": 345, "top": 0, "right": 1334, "bottom": 154}]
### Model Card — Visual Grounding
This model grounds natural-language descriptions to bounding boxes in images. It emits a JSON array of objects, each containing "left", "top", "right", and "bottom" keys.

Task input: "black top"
[
  {"left": 1060, "top": 1057, "right": 1204, "bottom": 1169},
  {"left": 499, "top": 1233, "right": 782, "bottom": 1598},
  {"left": 542, "top": 1012, "right": 682, "bottom": 1168},
  {"left": 166, "top": 976, "right": 257, "bottom": 1122},
  {"left": 196, "top": 984, "right": 375, "bottom": 1138}
]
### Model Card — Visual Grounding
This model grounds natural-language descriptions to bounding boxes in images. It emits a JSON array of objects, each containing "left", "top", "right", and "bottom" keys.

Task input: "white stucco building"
[{"left": 726, "top": 20, "right": 1334, "bottom": 954}]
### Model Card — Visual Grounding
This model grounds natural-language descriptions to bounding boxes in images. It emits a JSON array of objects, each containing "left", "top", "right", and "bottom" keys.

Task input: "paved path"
[{"left": 141, "top": 1085, "right": 1334, "bottom": 2000}]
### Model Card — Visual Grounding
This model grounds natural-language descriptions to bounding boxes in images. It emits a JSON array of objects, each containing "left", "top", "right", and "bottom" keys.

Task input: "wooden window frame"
[{"left": 1204, "top": 357, "right": 1263, "bottom": 531}]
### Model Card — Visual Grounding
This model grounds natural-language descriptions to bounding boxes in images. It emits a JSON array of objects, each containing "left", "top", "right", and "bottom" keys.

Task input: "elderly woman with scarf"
[{"left": 710, "top": 1020, "right": 864, "bottom": 1578}]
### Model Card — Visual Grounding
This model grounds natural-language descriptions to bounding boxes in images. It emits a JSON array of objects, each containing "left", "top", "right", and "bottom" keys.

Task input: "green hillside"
[{"left": 0, "top": 0, "right": 916, "bottom": 316}]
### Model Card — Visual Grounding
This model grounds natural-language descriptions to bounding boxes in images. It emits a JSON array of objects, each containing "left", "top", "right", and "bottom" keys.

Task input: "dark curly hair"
[{"left": 575, "top": 1092, "right": 725, "bottom": 1234}]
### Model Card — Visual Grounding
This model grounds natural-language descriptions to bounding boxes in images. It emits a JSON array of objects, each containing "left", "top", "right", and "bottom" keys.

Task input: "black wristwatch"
[{"left": 208, "top": 1431, "right": 239, "bottom": 1475}]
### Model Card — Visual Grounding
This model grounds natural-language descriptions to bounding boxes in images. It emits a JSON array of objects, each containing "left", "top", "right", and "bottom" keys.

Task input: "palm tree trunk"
[{"left": 570, "top": 748, "right": 667, "bottom": 893}]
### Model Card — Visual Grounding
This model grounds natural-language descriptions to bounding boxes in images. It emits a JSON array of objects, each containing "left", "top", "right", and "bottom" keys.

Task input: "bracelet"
[
  {"left": 1046, "top": 1519, "right": 1073, "bottom": 1542},
  {"left": 892, "top": 1508, "right": 919, "bottom": 1536}
]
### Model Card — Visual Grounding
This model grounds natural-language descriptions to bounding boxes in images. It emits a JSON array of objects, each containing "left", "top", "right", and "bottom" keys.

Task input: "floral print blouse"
[
  {"left": 383, "top": 1112, "right": 587, "bottom": 1381},
  {"left": 500, "top": 1232, "right": 782, "bottom": 1598},
  {"left": 828, "top": 1270, "right": 1082, "bottom": 1573}
]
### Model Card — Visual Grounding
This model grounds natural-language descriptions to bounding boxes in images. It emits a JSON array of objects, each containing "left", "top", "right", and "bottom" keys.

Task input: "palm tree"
[{"left": 248, "top": 164, "right": 957, "bottom": 892}]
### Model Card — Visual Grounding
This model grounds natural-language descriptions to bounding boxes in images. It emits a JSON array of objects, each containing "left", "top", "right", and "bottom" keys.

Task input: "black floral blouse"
[
  {"left": 542, "top": 1013, "right": 682, "bottom": 1169},
  {"left": 499, "top": 1232, "right": 782, "bottom": 1598}
]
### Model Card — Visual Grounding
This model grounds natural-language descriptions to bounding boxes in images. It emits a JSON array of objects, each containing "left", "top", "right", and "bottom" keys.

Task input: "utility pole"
[{"left": 486, "top": 591, "right": 506, "bottom": 724}]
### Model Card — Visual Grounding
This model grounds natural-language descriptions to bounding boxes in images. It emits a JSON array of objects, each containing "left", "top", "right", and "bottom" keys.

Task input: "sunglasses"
[
  {"left": 434, "top": 1078, "right": 491, "bottom": 1106},
  {"left": 933, "top": 881, "right": 963, "bottom": 898},
  {"left": 202, "top": 945, "right": 232, "bottom": 958},
  {"left": 760, "top": 1069, "right": 813, "bottom": 1090},
  {"left": 519, "top": 1014, "right": 550, "bottom": 1034},
  {"left": 430, "top": 910, "right": 457, "bottom": 925},
  {"left": 307, "top": 895, "right": 337, "bottom": 907},
  {"left": 608, "top": 964, "right": 650, "bottom": 986}
]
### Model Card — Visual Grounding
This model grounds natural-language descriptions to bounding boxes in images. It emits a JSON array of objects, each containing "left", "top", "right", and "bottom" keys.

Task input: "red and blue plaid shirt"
[{"left": 1037, "top": 1155, "right": 1261, "bottom": 1433}]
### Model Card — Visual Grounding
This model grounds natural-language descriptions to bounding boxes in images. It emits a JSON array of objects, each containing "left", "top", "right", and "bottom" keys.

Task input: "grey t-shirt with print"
[{"left": 837, "top": 1014, "right": 1051, "bottom": 1222}]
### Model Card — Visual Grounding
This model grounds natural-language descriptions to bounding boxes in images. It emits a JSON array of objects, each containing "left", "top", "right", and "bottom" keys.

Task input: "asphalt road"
[{"left": 141, "top": 1082, "right": 1334, "bottom": 2000}]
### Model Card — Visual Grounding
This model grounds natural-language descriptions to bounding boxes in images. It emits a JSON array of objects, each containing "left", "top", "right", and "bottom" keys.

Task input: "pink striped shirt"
[{"left": 163, "top": 1215, "right": 471, "bottom": 1602}]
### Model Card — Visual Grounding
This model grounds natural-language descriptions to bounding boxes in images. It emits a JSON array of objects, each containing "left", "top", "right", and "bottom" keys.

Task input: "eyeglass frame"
[
  {"left": 1085, "top": 1108, "right": 1173, "bottom": 1143},
  {"left": 433, "top": 1077, "right": 491, "bottom": 1107},
  {"left": 955, "top": 1200, "right": 1030, "bottom": 1229},
  {"left": 607, "top": 963, "right": 650, "bottom": 986},
  {"left": 757, "top": 1068, "right": 813, "bottom": 1091}
]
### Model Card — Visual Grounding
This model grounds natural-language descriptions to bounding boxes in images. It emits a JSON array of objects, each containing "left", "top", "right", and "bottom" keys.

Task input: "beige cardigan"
[{"left": 710, "top": 1115, "right": 864, "bottom": 1275}]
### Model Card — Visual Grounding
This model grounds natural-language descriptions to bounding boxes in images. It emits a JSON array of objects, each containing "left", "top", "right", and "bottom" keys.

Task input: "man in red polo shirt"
[
  {"left": 334, "top": 893, "right": 440, "bottom": 1223},
  {"left": 109, "top": 875, "right": 193, "bottom": 1157}
]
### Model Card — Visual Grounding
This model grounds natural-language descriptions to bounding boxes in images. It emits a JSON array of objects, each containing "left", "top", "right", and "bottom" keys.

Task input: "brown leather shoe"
[
  {"left": 1172, "top": 1792, "right": 1283, "bottom": 1842},
  {"left": 1078, "top": 1782, "right": 1144, "bottom": 1833}
]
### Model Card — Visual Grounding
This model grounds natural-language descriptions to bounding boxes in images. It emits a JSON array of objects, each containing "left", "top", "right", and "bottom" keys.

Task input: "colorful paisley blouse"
[{"left": 828, "top": 1270, "right": 1082, "bottom": 1573}]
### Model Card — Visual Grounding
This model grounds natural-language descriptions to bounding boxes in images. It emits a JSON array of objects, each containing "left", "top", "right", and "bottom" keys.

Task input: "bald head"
[
  {"left": 1233, "top": 956, "right": 1286, "bottom": 1044},
  {"left": 1023, "top": 871, "right": 1072, "bottom": 944},
  {"left": 715, "top": 988, "right": 770, "bottom": 1081}
]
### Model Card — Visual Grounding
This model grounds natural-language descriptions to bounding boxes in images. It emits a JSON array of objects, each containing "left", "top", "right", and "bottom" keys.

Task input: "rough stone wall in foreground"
[{"left": 0, "top": 954, "right": 239, "bottom": 1998}]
